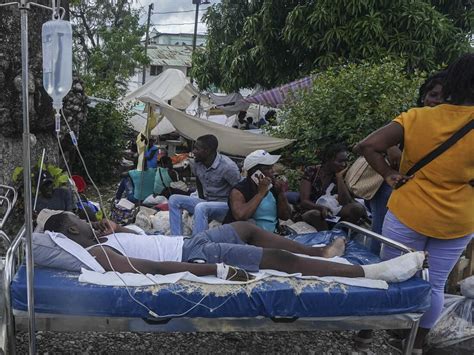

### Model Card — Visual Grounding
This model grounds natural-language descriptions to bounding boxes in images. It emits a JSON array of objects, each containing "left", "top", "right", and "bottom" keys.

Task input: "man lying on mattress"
[{"left": 37, "top": 209, "right": 426, "bottom": 283}]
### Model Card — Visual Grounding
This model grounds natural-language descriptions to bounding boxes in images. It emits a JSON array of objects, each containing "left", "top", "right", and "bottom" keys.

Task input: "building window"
[{"left": 150, "top": 65, "right": 163, "bottom": 76}]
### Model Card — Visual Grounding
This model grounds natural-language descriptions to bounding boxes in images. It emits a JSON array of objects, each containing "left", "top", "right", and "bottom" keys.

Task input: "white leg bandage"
[
  {"left": 362, "top": 251, "right": 425, "bottom": 283},
  {"left": 216, "top": 263, "right": 230, "bottom": 280}
]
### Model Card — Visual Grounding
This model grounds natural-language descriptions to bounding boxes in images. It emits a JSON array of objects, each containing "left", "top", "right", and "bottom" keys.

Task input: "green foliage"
[
  {"left": 192, "top": 0, "right": 471, "bottom": 91},
  {"left": 283, "top": 168, "right": 303, "bottom": 192},
  {"left": 12, "top": 162, "right": 69, "bottom": 192},
  {"left": 71, "top": 0, "right": 148, "bottom": 98},
  {"left": 274, "top": 60, "right": 425, "bottom": 167},
  {"left": 74, "top": 102, "right": 132, "bottom": 183}
]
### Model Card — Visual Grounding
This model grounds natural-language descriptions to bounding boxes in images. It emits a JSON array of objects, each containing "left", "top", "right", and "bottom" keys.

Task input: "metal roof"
[{"left": 147, "top": 45, "right": 193, "bottom": 67}]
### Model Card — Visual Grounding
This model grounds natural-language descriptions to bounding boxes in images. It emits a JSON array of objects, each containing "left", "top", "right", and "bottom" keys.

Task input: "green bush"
[
  {"left": 74, "top": 102, "right": 133, "bottom": 183},
  {"left": 275, "top": 59, "right": 425, "bottom": 167}
]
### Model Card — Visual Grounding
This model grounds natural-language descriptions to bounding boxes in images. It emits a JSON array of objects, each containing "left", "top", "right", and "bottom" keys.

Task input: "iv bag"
[{"left": 42, "top": 19, "right": 73, "bottom": 110}]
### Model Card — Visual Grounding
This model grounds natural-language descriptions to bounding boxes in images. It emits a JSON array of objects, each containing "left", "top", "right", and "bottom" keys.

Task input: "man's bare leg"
[
  {"left": 259, "top": 249, "right": 426, "bottom": 282},
  {"left": 231, "top": 221, "right": 345, "bottom": 258},
  {"left": 260, "top": 249, "right": 364, "bottom": 277}
]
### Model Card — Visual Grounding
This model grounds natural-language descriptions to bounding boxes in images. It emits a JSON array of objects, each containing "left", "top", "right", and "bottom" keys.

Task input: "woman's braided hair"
[{"left": 443, "top": 53, "right": 474, "bottom": 105}]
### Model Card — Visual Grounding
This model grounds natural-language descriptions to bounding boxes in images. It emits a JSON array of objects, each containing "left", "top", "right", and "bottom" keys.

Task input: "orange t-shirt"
[{"left": 387, "top": 104, "right": 474, "bottom": 239}]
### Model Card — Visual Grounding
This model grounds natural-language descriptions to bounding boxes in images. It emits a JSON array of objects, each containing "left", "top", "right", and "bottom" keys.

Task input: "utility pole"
[
  {"left": 142, "top": 3, "right": 154, "bottom": 85},
  {"left": 192, "top": 0, "right": 210, "bottom": 52},
  {"left": 191, "top": 1, "right": 209, "bottom": 82}
]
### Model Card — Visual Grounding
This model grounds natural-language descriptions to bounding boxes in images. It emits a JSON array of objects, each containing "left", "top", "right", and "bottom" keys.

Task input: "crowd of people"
[{"left": 32, "top": 53, "right": 473, "bottom": 354}]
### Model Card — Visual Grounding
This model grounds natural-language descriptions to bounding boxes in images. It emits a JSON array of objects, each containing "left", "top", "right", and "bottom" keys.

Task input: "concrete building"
[{"left": 129, "top": 31, "right": 207, "bottom": 91}]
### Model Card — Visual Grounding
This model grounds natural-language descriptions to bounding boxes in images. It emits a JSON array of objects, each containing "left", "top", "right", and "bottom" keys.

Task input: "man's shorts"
[{"left": 181, "top": 224, "right": 263, "bottom": 272}]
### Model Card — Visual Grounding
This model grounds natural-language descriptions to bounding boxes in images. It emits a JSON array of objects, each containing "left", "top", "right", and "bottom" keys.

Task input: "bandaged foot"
[
  {"left": 216, "top": 263, "right": 254, "bottom": 282},
  {"left": 362, "top": 252, "right": 425, "bottom": 282}
]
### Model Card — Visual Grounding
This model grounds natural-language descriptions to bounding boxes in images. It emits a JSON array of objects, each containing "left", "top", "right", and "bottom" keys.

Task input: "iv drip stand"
[{"left": 0, "top": 1, "right": 63, "bottom": 354}]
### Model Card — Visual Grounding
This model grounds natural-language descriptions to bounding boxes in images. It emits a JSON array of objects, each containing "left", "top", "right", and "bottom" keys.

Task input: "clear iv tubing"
[
  {"left": 57, "top": 109, "right": 242, "bottom": 317},
  {"left": 55, "top": 109, "right": 61, "bottom": 134}
]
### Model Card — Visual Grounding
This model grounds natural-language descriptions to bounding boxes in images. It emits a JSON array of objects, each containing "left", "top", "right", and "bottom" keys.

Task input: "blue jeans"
[
  {"left": 169, "top": 195, "right": 229, "bottom": 236},
  {"left": 368, "top": 182, "right": 392, "bottom": 254},
  {"left": 382, "top": 210, "right": 472, "bottom": 329},
  {"left": 369, "top": 182, "right": 392, "bottom": 234}
]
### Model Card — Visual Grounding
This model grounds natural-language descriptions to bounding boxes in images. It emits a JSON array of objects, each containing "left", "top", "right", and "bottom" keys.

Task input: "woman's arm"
[
  {"left": 228, "top": 181, "right": 269, "bottom": 221},
  {"left": 299, "top": 173, "right": 331, "bottom": 217},
  {"left": 299, "top": 179, "right": 319, "bottom": 210},
  {"left": 335, "top": 170, "right": 353, "bottom": 205},
  {"left": 358, "top": 122, "right": 410, "bottom": 188},
  {"left": 274, "top": 181, "right": 291, "bottom": 220}
]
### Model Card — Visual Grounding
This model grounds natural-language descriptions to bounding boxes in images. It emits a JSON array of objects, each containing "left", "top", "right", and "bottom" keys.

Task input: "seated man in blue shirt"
[{"left": 169, "top": 135, "right": 241, "bottom": 236}]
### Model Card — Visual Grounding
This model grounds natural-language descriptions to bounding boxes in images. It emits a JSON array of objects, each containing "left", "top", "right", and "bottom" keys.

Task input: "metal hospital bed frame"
[{"left": 0, "top": 185, "right": 429, "bottom": 355}]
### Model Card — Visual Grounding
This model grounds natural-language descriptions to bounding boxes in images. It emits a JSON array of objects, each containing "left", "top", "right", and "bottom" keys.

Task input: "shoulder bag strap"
[{"left": 406, "top": 119, "right": 473, "bottom": 176}]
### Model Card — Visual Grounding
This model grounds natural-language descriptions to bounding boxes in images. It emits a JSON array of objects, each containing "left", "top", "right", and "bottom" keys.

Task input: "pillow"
[
  {"left": 129, "top": 168, "right": 156, "bottom": 201},
  {"left": 32, "top": 232, "right": 105, "bottom": 272}
]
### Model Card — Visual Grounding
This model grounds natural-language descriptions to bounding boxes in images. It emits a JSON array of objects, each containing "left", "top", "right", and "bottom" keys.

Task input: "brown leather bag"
[{"left": 344, "top": 157, "right": 384, "bottom": 200}]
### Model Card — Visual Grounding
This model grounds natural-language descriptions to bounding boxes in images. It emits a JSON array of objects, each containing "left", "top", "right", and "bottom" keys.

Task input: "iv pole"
[{"left": 0, "top": 1, "right": 62, "bottom": 354}]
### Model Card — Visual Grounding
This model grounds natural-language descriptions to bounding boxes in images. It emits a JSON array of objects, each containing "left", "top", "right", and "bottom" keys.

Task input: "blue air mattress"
[{"left": 11, "top": 230, "right": 431, "bottom": 319}]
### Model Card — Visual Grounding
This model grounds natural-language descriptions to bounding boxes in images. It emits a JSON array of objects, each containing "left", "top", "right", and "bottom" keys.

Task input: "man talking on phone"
[{"left": 223, "top": 150, "right": 292, "bottom": 234}]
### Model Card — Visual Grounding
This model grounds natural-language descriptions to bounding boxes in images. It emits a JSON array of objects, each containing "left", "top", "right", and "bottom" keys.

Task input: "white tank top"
[{"left": 89, "top": 233, "right": 184, "bottom": 262}]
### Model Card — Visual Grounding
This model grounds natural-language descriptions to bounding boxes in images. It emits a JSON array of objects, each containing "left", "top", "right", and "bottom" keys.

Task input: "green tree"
[
  {"left": 192, "top": 0, "right": 472, "bottom": 92},
  {"left": 70, "top": 0, "right": 148, "bottom": 98},
  {"left": 274, "top": 60, "right": 424, "bottom": 167},
  {"left": 74, "top": 102, "right": 133, "bottom": 183}
]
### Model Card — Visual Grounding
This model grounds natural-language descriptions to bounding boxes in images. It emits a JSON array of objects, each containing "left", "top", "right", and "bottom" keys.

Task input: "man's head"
[
  {"left": 193, "top": 135, "right": 219, "bottom": 163},
  {"left": 40, "top": 209, "right": 96, "bottom": 247}
]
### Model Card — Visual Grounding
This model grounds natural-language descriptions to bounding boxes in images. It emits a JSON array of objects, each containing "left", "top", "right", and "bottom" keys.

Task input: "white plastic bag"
[
  {"left": 460, "top": 275, "right": 474, "bottom": 299},
  {"left": 427, "top": 293, "right": 474, "bottom": 348},
  {"left": 143, "top": 194, "right": 168, "bottom": 206},
  {"left": 315, "top": 183, "right": 342, "bottom": 216}
]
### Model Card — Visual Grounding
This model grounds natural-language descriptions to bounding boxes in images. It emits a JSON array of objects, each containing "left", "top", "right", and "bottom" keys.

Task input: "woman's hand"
[
  {"left": 384, "top": 172, "right": 413, "bottom": 189},
  {"left": 257, "top": 174, "right": 272, "bottom": 195},
  {"left": 316, "top": 204, "right": 332, "bottom": 219}
]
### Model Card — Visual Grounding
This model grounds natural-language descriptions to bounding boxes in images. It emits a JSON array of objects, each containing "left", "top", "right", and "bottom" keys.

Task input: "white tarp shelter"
[
  {"left": 124, "top": 69, "right": 199, "bottom": 110},
  {"left": 136, "top": 94, "right": 293, "bottom": 157}
]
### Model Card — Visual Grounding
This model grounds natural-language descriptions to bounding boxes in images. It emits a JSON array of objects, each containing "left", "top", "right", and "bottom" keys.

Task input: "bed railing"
[{"left": 1, "top": 214, "right": 429, "bottom": 355}]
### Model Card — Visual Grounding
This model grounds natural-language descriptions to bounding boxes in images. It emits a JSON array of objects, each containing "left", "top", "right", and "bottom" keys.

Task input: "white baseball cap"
[
  {"left": 243, "top": 150, "right": 281, "bottom": 171},
  {"left": 35, "top": 209, "right": 70, "bottom": 232}
]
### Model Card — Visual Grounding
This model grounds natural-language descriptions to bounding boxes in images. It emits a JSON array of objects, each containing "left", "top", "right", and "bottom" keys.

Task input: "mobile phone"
[{"left": 251, "top": 170, "right": 272, "bottom": 190}]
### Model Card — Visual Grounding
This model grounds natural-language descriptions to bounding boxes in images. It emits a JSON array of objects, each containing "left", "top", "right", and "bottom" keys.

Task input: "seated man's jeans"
[{"left": 169, "top": 195, "right": 229, "bottom": 236}]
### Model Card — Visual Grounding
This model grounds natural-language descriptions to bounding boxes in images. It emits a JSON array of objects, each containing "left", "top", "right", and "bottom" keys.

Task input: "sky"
[{"left": 134, "top": 0, "right": 221, "bottom": 35}]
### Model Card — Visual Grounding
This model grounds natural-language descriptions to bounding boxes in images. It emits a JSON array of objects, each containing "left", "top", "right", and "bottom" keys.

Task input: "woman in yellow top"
[{"left": 359, "top": 53, "right": 474, "bottom": 352}]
